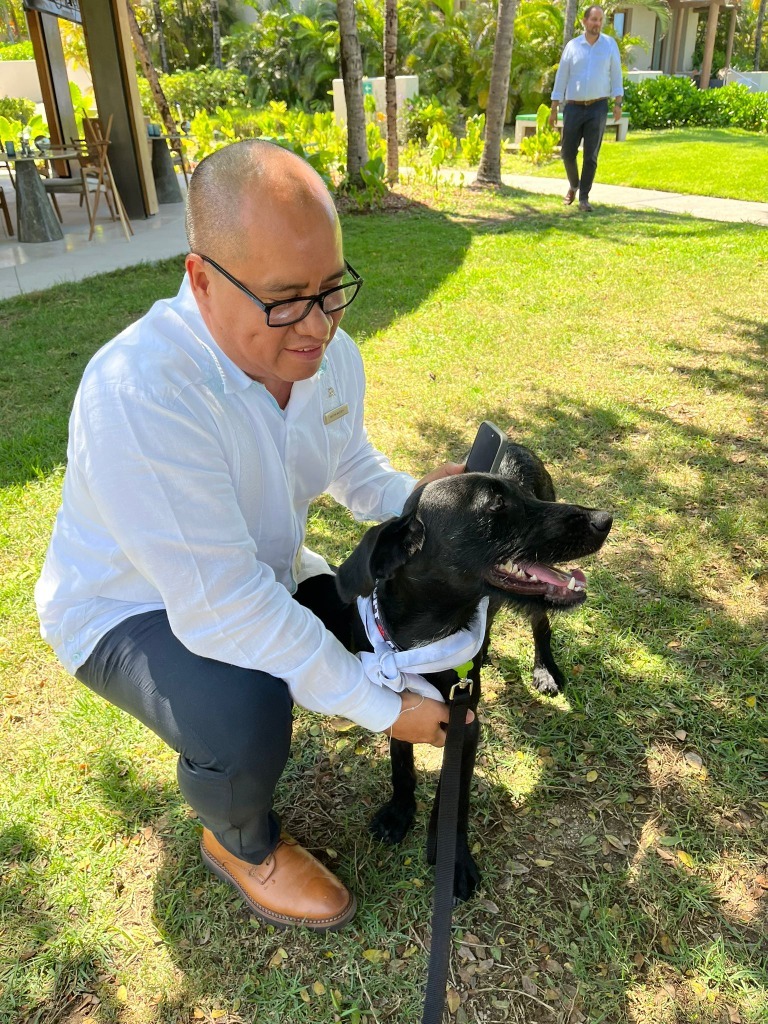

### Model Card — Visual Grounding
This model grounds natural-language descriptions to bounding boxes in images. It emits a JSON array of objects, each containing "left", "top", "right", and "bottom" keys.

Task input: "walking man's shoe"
[
  {"left": 200, "top": 828, "right": 357, "bottom": 931},
  {"left": 579, "top": 199, "right": 593, "bottom": 212},
  {"left": 563, "top": 188, "right": 577, "bottom": 206}
]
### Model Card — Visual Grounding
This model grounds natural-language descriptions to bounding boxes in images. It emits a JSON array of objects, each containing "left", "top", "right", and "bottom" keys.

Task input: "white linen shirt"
[
  {"left": 551, "top": 33, "right": 623, "bottom": 103},
  {"left": 35, "top": 277, "right": 416, "bottom": 732}
]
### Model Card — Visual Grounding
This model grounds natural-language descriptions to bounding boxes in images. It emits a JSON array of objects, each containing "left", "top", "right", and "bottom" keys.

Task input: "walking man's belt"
[{"left": 568, "top": 97, "right": 608, "bottom": 105}]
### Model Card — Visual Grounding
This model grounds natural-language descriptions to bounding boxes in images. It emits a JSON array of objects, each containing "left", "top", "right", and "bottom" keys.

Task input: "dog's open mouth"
[{"left": 487, "top": 560, "right": 587, "bottom": 606}]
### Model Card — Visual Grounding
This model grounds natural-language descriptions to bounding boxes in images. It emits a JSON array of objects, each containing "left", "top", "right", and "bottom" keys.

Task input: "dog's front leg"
[
  {"left": 370, "top": 738, "right": 418, "bottom": 844},
  {"left": 530, "top": 610, "right": 565, "bottom": 696},
  {"left": 426, "top": 714, "right": 481, "bottom": 902}
]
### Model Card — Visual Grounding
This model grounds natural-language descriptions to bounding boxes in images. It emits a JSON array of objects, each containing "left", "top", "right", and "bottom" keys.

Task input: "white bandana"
[{"left": 356, "top": 594, "right": 489, "bottom": 704}]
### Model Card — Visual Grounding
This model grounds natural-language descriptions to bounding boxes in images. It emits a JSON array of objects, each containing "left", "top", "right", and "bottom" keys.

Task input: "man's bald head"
[{"left": 185, "top": 139, "right": 338, "bottom": 264}]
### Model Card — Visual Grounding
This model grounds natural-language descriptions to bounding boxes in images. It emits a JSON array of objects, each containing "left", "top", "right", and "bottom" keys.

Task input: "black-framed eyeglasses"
[{"left": 197, "top": 254, "right": 363, "bottom": 327}]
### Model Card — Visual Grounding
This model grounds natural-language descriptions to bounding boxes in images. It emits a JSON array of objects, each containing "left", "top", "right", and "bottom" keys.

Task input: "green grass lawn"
[
  {"left": 499, "top": 127, "right": 768, "bottom": 203},
  {"left": 2, "top": 186, "right": 767, "bottom": 1024}
]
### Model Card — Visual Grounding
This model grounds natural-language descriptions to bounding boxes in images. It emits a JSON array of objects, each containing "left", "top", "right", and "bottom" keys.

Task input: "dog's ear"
[{"left": 335, "top": 511, "right": 425, "bottom": 602}]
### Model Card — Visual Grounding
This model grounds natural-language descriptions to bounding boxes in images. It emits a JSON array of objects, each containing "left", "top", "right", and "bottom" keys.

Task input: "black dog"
[{"left": 335, "top": 442, "right": 612, "bottom": 900}]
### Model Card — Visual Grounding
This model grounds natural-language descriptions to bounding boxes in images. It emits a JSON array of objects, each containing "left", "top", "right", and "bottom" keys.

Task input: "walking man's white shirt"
[{"left": 550, "top": 32, "right": 623, "bottom": 105}]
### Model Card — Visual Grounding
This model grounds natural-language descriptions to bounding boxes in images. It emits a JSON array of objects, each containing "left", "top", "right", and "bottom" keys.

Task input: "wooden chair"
[
  {"left": 0, "top": 185, "right": 13, "bottom": 236},
  {"left": 79, "top": 114, "right": 133, "bottom": 241}
]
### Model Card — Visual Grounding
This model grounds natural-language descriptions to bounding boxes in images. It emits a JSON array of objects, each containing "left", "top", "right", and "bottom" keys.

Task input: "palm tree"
[
  {"left": 126, "top": 0, "right": 177, "bottom": 136},
  {"left": 151, "top": 0, "right": 169, "bottom": 73},
  {"left": 563, "top": 0, "right": 578, "bottom": 45},
  {"left": 211, "top": 0, "right": 223, "bottom": 69},
  {"left": 756, "top": 0, "right": 767, "bottom": 70},
  {"left": 476, "top": 0, "right": 518, "bottom": 186},
  {"left": 384, "top": 0, "right": 399, "bottom": 183},
  {"left": 337, "top": 0, "right": 369, "bottom": 185}
]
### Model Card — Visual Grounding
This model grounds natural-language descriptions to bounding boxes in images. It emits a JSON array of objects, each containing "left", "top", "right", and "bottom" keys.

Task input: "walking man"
[{"left": 549, "top": 5, "right": 623, "bottom": 212}]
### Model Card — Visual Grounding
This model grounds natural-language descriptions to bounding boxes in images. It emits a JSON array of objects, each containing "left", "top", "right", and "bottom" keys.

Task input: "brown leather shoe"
[
  {"left": 200, "top": 828, "right": 356, "bottom": 931},
  {"left": 579, "top": 199, "right": 594, "bottom": 212},
  {"left": 563, "top": 188, "right": 577, "bottom": 206}
]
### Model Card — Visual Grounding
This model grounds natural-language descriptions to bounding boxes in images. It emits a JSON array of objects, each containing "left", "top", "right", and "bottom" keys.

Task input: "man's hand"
[
  {"left": 385, "top": 690, "right": 474, "bottom": 748},
  {"left": 413, "top": 461, "right": 465, "bottom": 491},
  {"left": 613, "top": 100, "right": 622, "bottom": 121},
  {"left": 549, "top": 104, "right": 559, "bottom": 129}
]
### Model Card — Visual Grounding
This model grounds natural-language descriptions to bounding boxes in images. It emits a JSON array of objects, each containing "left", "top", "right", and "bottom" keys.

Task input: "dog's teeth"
[
  {"left": 567, "top": 577, "right": 576, "bottom": 591},
  {"left": 529, "top": 574, "right": 539, "bottom": 583},
  {"left": 512, "top": 563, "right": 519, "bottom": 573},
  {"left": 574, "top": 584, "right": 585, "bottom": 592}
]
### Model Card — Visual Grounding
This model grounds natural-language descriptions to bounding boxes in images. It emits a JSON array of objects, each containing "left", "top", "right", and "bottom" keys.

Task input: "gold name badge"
[{"left": 323, "top": 404, "right": 349, "bottom": 425}]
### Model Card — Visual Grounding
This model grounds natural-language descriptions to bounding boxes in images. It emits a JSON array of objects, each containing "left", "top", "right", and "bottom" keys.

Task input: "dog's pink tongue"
[{"left": 523, "top": 563, "right": 587, "bottom": 587}]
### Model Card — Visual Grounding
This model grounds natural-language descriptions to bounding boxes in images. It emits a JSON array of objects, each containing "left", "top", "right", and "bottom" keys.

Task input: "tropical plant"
[
  {"left": 459, "top": 113, "right": 486, "bottom": 165},
  {"left": 518, "top": 102, "right": 559, "bottom": 163},
  {"left": 0, "top": 96, "right": 35, "bottom": 124},
  {"left": 225, "top": 1, "right": 339, "bottom": 110}
]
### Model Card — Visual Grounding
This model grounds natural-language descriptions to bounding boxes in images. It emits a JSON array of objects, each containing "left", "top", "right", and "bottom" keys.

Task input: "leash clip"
[{"left": 448, "top": 675, "right": 473, "bottom": 700}]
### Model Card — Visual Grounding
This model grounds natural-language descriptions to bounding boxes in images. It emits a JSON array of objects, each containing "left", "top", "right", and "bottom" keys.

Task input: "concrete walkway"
[
  {"left": 1, "top": 172, "right": 767, "bottom": 299},
  {"left": 493, "top": 172, "right": 768, "bottom": 226}
]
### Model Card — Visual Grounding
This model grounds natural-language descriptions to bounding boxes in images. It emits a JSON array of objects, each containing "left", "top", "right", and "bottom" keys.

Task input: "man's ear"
[{"left": 335, "top": 511, "right": 425, "bottom": 603}]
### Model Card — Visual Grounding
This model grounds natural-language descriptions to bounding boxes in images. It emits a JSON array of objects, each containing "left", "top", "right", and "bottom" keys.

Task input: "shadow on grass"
[
  {"left": 0, "top": 198, "right": 473, "bottom": 490},
  {"left": 0, "top": 825, "right": 125, "bottom": 1024}
]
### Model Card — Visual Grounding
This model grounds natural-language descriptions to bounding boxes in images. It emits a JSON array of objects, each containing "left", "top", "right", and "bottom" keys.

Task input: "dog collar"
[
  {"left": 371, "top": 585, "right": 399, "bottom": 652},
  {"left": 356, "top": 593, "right": 489, "bottom": 702}
]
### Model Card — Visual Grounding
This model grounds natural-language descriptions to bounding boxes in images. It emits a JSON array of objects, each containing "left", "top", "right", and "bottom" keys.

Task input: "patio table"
[
  {"left": 150, "top": 135, "right": 184, "bottom": 204},
  {"left": 6, "top": 149, "right": 77, "bottom": 243}
]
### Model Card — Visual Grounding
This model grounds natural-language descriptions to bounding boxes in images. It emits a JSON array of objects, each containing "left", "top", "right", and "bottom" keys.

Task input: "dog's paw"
[
  {"left": 453, "top": 852, "right": 481, "bottom": 902},
  {"left": 370, "top": 801, "right": 415, "bottom": 845},
  {"left": 532, "top": 665, "right": 563, "bottom": 696},
  {"left": 426, "top": 836, "right": 481, "bottom": 902}
]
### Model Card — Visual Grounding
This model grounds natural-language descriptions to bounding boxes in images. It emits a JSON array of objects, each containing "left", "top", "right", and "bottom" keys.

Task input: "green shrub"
[
  {"left": 138, "top": 67, "right": 250, "bottom": 120},
  {"left": 404, "top": 95, "right": 460, "bottom": 143},
  {"left": 0, "top": 40, "right": 34, "bottom": 61},
  {"left": 0, "top": 96, "right": 36, "bottom": 124},
  {"left": 623, "top": 77, "right": 768, "bottom": 133}
]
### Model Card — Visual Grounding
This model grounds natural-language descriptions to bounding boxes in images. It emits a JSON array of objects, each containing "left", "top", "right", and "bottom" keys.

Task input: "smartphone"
[
  {"left": 5, "top": 140, "right": 15, "bottom": 158},
  {"left": 465, "top": 421, "right": 508, "bottom": 474}
]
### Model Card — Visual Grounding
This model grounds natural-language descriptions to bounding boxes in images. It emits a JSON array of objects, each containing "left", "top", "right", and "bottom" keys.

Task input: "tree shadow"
[{"left": 0, "top": 197, "right": 473, "bottom": 490}]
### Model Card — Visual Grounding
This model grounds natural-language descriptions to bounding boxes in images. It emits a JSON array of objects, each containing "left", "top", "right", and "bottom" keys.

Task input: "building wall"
[
  {"left": 0, "top": 59, "right": 92, "bottom": 105},
  {"left": 626, "top": 8, "right": 658, "bottom": 70}
]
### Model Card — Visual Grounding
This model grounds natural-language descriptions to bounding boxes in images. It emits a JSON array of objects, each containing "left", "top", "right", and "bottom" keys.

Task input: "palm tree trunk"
[
  {"left": 384, "top": 0, "right": 399, "bottom": 183},
  {"left": 563, "top": 0, "right": 578, "bottom": 46},
  {"left": 337, "top": 0, "right": 369, "bottom": 186},
  {"left": 756, "top": 0, "right": 767, "bottom": 70},
  {"left": 152, "top": 0, "right": 169, "bottom": 74},
  {"left": 476, "top": 0, "right": 518, "bottom": 186},
  {"left": 211, "top": 0, "right": 223, "bottom": 70},
  {"left": 126, "top": 0, "right": 177, "bottom": 137}
]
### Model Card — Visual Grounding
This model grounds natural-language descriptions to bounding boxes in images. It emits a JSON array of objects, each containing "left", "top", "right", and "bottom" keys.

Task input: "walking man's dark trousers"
[{"left": 560, "top": 99, "right": 608, "bottom": 205}]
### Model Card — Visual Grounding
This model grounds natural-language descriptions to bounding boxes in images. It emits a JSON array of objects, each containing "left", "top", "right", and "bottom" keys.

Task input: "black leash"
[{"left": 421, "top": 674, "right": 473, "bottom": 1024}]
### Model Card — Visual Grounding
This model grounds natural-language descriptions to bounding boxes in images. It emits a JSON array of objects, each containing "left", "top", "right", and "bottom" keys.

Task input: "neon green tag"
[{"left": 455, "top": 660, "right": 473, "bottom": 679}]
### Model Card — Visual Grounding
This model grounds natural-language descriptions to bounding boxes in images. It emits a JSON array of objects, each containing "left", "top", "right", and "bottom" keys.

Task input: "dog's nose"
[{"left": 589, "top": 511, "right": 613, "bottom": 536}]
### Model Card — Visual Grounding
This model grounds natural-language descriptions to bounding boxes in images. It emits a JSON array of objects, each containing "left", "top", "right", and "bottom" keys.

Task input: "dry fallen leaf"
[
  {"left": 677, "top": 851, "right": 695, "bottom": 868},
  {"left": 586, "top": 770, "right": 599, "bottom": 783},
  {"left": 659, "top": 933, "right": 676, "bottom": 955},
  {"left": 313, "top": 981, "right": 326, "bottom": 996},
  {"left": 446, "top": 988, "right": 461, "bottom": 1013},
  {"left": 684, "top": 751, "right": 704, "bottom": 770},
  {"left": 268, "top": 947, "right": 288, "bottom": 969},
  {"left": 116, "top": 986, "right": 128, "bottom": 1003}
]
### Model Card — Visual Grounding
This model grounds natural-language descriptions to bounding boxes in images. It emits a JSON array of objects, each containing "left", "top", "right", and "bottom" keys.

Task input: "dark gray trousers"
[
  {"left": 75, "top": 574, "right": 354, "bottom": 866},
  {"left": 560, "top": 99, "right": 608, "bottom": 201}
]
